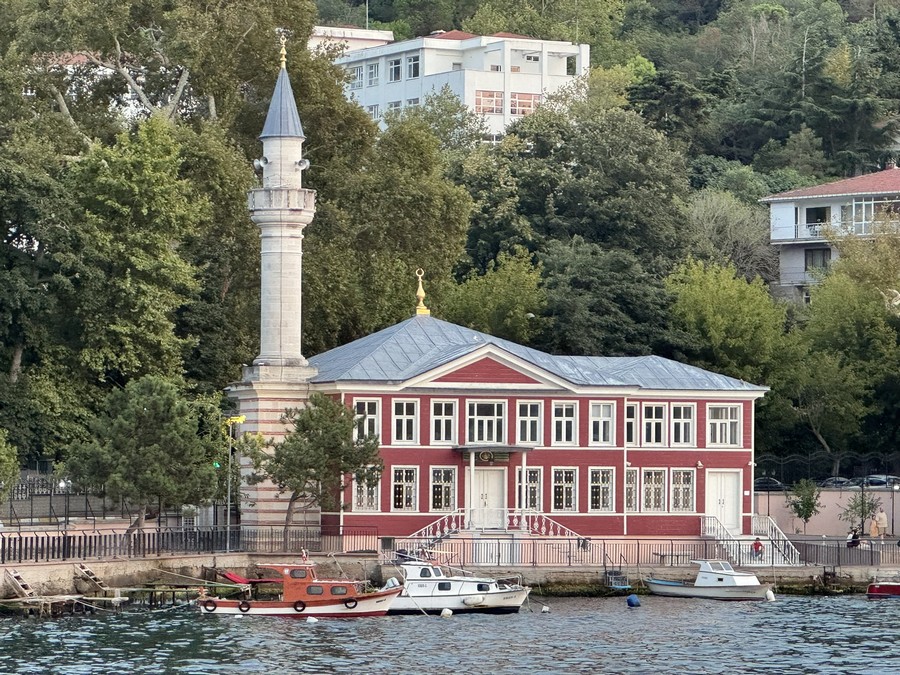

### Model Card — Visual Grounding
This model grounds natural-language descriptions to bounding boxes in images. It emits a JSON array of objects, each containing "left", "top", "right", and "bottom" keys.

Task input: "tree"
[
  {"left": 250, "top": 393, "right": 383, "bottom": 542},
  {"left": 0, "top": 428, "right": 21, "bottom": 503},
  {"left": 64, "top": 375, "right": 220, "bottom": 532},
  {"left": 786, "top": 478, "right": 823, "bottom": 534},
  {"left": 839, "top": 492, "right": 880, "bottom": 534}
]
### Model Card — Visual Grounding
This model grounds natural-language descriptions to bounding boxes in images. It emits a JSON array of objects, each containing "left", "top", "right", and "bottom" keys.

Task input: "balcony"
[{"left": 772, "top": 220, "right": 896, "bottom": 243}]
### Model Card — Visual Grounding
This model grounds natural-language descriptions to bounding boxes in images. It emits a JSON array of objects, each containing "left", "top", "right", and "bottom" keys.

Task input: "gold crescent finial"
[
  {"left": 415, "top": 268, "right": 430, "bottom": 316},
  {"left": 279, "top": 34, "right": 287, "bottom": 69}
]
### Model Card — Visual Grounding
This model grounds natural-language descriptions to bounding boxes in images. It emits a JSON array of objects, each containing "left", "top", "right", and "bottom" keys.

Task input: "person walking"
[{"left": 876, "top": 506, "right": 889, "bottom": 539}]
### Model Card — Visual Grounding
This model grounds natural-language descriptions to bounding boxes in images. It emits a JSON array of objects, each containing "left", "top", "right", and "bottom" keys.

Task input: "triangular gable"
[{"left": 433, "top": 356, "right": 542, "bottom": 385}]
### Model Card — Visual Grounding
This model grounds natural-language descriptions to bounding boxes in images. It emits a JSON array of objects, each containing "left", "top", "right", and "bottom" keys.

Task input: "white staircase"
[{"left": 700, "top": 515, "right": 800, "bottom": 566}]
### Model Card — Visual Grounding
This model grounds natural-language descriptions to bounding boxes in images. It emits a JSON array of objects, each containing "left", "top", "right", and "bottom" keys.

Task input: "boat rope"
[{"left": 156, "top": 569, "right": 245, "bottom": 589}]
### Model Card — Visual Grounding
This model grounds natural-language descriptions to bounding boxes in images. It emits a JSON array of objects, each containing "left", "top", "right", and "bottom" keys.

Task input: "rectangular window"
[
  {"left": 431, "top": 467, "right": 456, "bottom": 511},
  {"left": 625, "top": 468, "right": 638, "bottom": 512},
  {"left": 671, "top": 405, "right": 694, "bottom": 446},
  {"left": 366, "top": 63, "right": 379, "bottom": 86},
  {"left": 393, "top": 400, "right": 417, "bottom": 443},
  {"left": 708, "top": 405, "right": 740, "bottom": 446},
  {"left": 805, "top": 248, "right": 832, "bottom": 271},
  {"left": 475, "top": 90, "right": 503, "bottom": 114},
  {"left": 407, "top": 55, "right": 420, "bottom": 78},
  {"left": 490, "top": 64, "right": 502, "bottom": 72},
  {"left": 517, "top": 467, "right": 542, "bottom": 510},
  {"left": 432, "top": 401, "right": 456, "bottom": 444},
  {"left": 642, "top": 469, "right": 666, "bottom": 511},
  {"left": 517, "top": 402, "right": 541, "bottom": 445},
  {"left": 388, "top": 58, "right": 401, "bottom": 82},
  {"left": 625, "top": 404, "right": 637, "bottom": 446},
  {"left": 392, "top": 467, "right": 418, "bottom": 511},
  {"left": 467, "top": 401, "right": 505, "bottom": 444},
  {"left": 671, "top": 469, "right": 695, "bottom": 512},
  {"left": 366, "top": 104, "right": 380, "bottom": 120},
  {"left": 525, "top": 54, "right": 540, "bottom": 62},
  {"left": 349, "top": 65, "right": 363, "bottom": 90},
  {"left": 552, "top": 468, "right": 577, "bottom": 512},
  {"left": 589, "top": 468, "right": 614, "bottom": 512},
  {"left": 590, "top": 402, "right": 614, "bottom": 446},
  {"left": 387, "top": 100, "right": 402, "bottom": 111},
  {"left": 354, "top": 400, "right": 379, "bottom": 441},
  {"left": 553, "top": 402, "right": 576, "bottom": 445},
  {"left": 354, "top": 471, "right": 379, "bottom": 512},
  {"left": 406, "top": 97, "right": 419, "bottom": 106},
  {"left": 510, "top": 92, "right": 541, "bottom": 116},
  {"left": 643, "top": 404, "right": 665, "bottom": 445}
]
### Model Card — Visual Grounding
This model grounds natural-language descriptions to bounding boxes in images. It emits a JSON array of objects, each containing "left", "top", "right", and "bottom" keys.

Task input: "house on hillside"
[
  {"left": 762, "top": 165, "right": 900, "bottom": 301},
  {"left": 332, "top": 30, "right": 590, "bottom": 137}
]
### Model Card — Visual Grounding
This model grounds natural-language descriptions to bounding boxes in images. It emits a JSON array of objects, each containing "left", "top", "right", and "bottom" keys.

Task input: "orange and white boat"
[{"left": 197, "top": 561, "right": 402, "bottom": 618}]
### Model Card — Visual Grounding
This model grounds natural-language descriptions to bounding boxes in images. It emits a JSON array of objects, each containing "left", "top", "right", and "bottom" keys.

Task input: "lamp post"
[
  {"left": 224, "top": 415, "right": 245, "bottom": 553},
  {"left": 893, "top": 484, "right": 899, "bottom": 537}
]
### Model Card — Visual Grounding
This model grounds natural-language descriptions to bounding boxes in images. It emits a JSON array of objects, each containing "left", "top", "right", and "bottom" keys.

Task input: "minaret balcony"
[{"left": 248, "top": 187, "right": 316, "bottom": 213}]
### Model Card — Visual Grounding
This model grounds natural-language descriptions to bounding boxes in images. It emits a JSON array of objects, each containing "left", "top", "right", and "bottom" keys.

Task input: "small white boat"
[
  {"left": 645, "top": 560, "right": 773, "bottom": 601},
  {"left": 388, "top": 559, "right": 531, "bottom": 615}
]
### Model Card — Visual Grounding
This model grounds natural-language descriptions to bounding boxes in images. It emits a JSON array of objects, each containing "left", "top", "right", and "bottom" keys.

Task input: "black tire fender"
[
  {"left": 344, "top": 598, "right": 358, "bottom": 609},
  {"left": 293, "top": 600, "right": 306, "bottom": 613},
  {"left": 203, "top": 599, "right": 217, "bottom": 612},
  {"left": 238, "top": 600, "right": 251, "bottom": 613}
]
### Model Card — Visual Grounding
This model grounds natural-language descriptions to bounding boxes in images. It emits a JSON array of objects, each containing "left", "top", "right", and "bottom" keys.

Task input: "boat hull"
[
  {"left": 197, "top": 587, "right": 402, "bottom": 618},
  {"left": 645, "top": 579, "right": 771, "bottom": 601},
  {"left": 867, "top": 582, "right": 900, "bottom": 599},
  {"left": 389, "top": 587, "right": 531, "bottom": 615}
]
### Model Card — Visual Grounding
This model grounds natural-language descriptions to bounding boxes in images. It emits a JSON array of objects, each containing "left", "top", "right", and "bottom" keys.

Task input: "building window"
[
  {"left": 392, "top": 467, "right": 418, "bottom": 511},
  {"left": 366, "top": 63, "right": 379, "bottom": 86},
  {"left": 590, "top": 402, "right": 614, "bottom": 446},
  {"left": 625, "top": 468, "right": 638, "bottom": 512},
  {"left": 642, "top": 469, "right": 666, "bottom": 511},
  {"left": 431, "top": 467, "right": 456, "bottom": 511},
  {"left": 387, "top": 100, "right": 401, "bottom": 111},
  {"left": 510, "top": 92, "right": 541, "bottom": 116},
  {"left": 805, "top": 248, "right": 831, "bottom": 271},
  {"left": 643, "top": 404, "right": 665, "bottom": 445},
  {"left": 475, "top": 90, "right": 503, "bottom": 114},
  {"left": 589, "top": 468, "right": 614, "bottom": 512},
  {"left": 517, "top": 467, "right": 542, "bottom": 510},
  {"left": 354, "top": 470, "right": 379, "bottom": 511},
  {"left": 467, "top": 401, "right": 505, "bottom": 444},
  {"left": 525, "top": 54, "right": 540, "bottom": 62},
  {"left": 407, "top": 55, "right": 420, "bottom": 78},
  {"left": 671, "top": 405, "right": 694, "bottom": 446},
  {"left": 708, "top": 405, "right": 740, "bottom": 446},
  {"left": 490, "top": 64, "right": 502, "bottom": 72},
  {"left": 406, "top": 97, "right": 419, "bottom": 106},
  {"left": 671, "top": 469, "right": 695, "bottom": 512},
  {"left": 432, "top": 401, "right": 456, "bottom": 444},
  {"left": 393, "top": 400, "right": 417, "bottom": 443},
  {"left": 366, "top": 104, "right": 380, "bottom": 120},
  {"left": 388, "top": 58, "right": 401, "bottom": 82},
  {"left": 625, "top": 405, "right": 637, "bottom": 446},
  {"left": 553, "top": 402, "right": 576, "bottom": 445},
  {"left": 354, "top": 400, "right": 379, "bottom": 441},
  {"left": 349, "top": 65, "right": 363, "bottom": 90},
  {"left": 552, "top": 468, "right": 577, "bottom": 512},
  {"left": 517, "top": 402, "right": 541, "bottom": 445}
]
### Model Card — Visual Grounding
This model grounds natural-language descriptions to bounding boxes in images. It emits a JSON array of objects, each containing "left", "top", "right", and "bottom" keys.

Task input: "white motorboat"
[
  {"left": 387, "top": 559, "right": 531, "bottom": 615},
  {"left": 645, "top": 560, "right": 774, "bottom": 601}
]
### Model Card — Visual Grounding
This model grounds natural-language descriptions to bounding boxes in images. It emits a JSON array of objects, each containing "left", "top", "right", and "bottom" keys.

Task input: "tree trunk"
[
  {"left": 282, "top": 492, "right": 299, "bottom": 552},
  {"left": 9, "top": 344, "right": 23, "bottom": 383}
]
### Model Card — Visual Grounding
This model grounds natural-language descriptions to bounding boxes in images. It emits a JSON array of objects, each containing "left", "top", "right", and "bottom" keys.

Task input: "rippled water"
[{"left": 0, "top": 595, "right": 894, "bottom": 674}]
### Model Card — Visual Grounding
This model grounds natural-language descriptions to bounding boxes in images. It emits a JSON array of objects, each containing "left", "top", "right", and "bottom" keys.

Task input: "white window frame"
[
  {"left": 392, "top": 466, "right": 418, "bottom": 512},
  {"left": 589, "top": 401, "right": 615, "bottom": 446},
  {"left": 353, "top": 469, "right": 380, "bottom": 512},
  {"left": 431, "top": 400, "right": 456, "bottom": 445},
  {"left": 407, "top": 54, "right": 420, "bottom": 78},
  {"left": 353, "top": 399, "right": 379, "bottom": 441},
  {"left": 366, "top": 104, "right": 380, "bottom": 120},
  {"left": 517, "top": 401, "right": 542, "bottom": 445},
  {"left": 670, "top": 469, "right": 695, "bottom": 512},
  {"left": 625, "top": 468, "right": 638, "bottom": 511},
  {"left": 406, "top": 97, "right": 419, "bottom": 106},
  {"left": 516, "top": 467, "right": 542, "bottom": 510},
  {"left": 466, "top": 400, "right": 505, "bottom": 444},
  {"left": 707, "top": 404, "right": 741, "bottom": 447},
  {"left": 552, "top": 401, "right": 577, "bottom": 446},
  {"left": 589, "top": 467, "right": 615, "bottom": 513},
  {"left": 643, "top": 404, "right": 665, "bottom": 446},
  {"left": 552, "top": 467, "right": 577, "bottom": 512},
  {"left": 349, "top": 65, "right": 363, "bottom": 90},
  {"left": 387, "top": 100, "right": 402, "bottom": 111},
  {"left": 366, "top": 63, "right": 379, "bottom": 87},
  {"left": 392, "top": 400, "right": 418, "bottom": 444},
  {"left": 642, "top": 468, "right": 666, "bottom": 512},
  {"left": 430, "top": 466, "right": 456, "bottom": 512},
  {"left": 671, "top": 404, "right": 695, "bottom": 446},
  {"left": 625, "top": 404, "right": 637, "bottom": 447},
  {"left": 388, "top": 58, "right": 401, "bottom": 82}
]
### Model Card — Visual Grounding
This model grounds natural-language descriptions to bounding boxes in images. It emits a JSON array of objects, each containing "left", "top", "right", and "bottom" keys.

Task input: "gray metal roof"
[
  {"left": 308, "top": 315, "right": 767, "bottom": 393},
  {"left": 260, "top": 67, "right": 305, "bottom": 139}
]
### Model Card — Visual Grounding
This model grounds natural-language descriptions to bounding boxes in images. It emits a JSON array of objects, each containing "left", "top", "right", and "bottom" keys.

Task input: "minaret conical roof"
[{"left": 260, "top": 66, "right": 305, "bottom": 139}]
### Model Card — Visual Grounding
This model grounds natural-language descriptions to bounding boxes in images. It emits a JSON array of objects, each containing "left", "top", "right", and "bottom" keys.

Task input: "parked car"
[
  {"left": 846, "top": 475, "right": 900, "bottom": 489},
  {"left": 818, "top": 476, "right": 852, "bottom": 488},
  {"left": 754, "top": 477, "right": 786, "bottom": 491}
]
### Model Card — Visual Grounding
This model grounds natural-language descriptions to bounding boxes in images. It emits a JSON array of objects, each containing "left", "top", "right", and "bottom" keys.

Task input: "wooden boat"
[
  {"left": 198, "top": 562, "right": 402, "bottom": 618},
  {"left": 645, "top": 560, "right": 774, "bottom": 601},
  {"left": 866, "top": 579, "right": 900, "bottom": 599},
  {"left": 387, "top": 558, "right": 531, "bottom": 615}
]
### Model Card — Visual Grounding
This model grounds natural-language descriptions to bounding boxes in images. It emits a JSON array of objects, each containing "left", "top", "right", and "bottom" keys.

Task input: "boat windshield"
[{"left": 706, "top": 561, "right": 734, "bottom": 572}]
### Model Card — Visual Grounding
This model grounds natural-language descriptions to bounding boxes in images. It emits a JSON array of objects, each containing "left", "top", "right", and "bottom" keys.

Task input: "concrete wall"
[{"left": 755, "top": 488, "right": 900, "bottom": 536}]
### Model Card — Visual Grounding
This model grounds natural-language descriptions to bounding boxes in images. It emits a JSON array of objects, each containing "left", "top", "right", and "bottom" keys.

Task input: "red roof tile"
[
  {"left": 491, "top": 32, "right": 534, "bottom": 39},
  {"left": 761, "top": 167, "right": 900, "bottom": 202}
]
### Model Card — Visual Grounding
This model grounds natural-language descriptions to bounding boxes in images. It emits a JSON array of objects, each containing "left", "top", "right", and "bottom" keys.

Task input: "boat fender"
[
  {"left": 238, "top": 600, "right": 251, "bottom": 613},
  {"left": 626, "top": 594, "right": 641, "bottom": 608},
  {"left": 306, "top": 616, "right": 318, "bottom": 623},
  {"left": 293, "top": 600, "right": 306, "bottom": 613},
  {"left": 462, "top": 595, "right": 485, "bottom": 607},
  {"left": 344, "top": 598, "right": 358, "bottom": 609},
  {"left": 383, "top": 577, "right": 400, "bottom": 589},
  {"left": 203, "top": 599, "right": 217, "bottom": 613},
  {"left": 440, "top": 608, "right": 453, "bottom": 618},
  {"left": 765, "top": 589, "right": 776, "bottom": 602}
]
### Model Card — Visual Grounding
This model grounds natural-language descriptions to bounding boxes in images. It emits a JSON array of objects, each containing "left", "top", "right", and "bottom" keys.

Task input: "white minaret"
[{"left": 228, "top": 38, "right": 318, "bottom": 526}]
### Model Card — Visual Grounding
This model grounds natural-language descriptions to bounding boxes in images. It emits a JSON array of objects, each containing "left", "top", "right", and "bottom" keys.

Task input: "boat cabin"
[
  {"left": 258, "top": 563, "right": 369, "bottom": 604},
  {"left": 692, "top": 560, "right": 760, "bottom": 587}
]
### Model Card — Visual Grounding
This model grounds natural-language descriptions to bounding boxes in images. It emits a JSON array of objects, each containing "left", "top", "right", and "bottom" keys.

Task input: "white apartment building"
[
  {"left": 308, "top": 25, "right": 394, "bottom": 52},
  {"left": 333, "top": 29, "right": 590, "bottom": 137}
]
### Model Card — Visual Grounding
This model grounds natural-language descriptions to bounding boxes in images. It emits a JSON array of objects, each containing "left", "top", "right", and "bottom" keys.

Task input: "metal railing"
[
  {"left": 405, "top": 508, "right": 585, "bottom": 542},
  {"left": 752, "top": 515, "right": 800, "bottom": 566}
]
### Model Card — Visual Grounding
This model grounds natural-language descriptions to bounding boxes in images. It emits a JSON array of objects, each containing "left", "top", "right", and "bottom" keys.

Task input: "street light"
[
  {"left": 224, "top": 415, "right": 245, "bottom": 553},
  {"left": 893, "top": 484, "right": 899, "bottom": 537}
]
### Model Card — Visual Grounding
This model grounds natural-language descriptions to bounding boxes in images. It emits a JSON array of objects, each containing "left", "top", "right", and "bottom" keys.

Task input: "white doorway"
[
  {"left": 467, "top": 468, "right": 506, "bottom": 529},
  {"left": 705, "top": 470, "right": 742, "bottom": 535}
]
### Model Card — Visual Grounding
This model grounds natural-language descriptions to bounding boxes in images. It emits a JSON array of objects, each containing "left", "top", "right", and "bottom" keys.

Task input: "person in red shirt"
[{"left": 751, "top": 537, "right": 764, "bottom": 560}]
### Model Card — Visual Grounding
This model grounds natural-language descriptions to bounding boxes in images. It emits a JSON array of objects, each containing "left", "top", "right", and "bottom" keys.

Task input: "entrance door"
[
  {"left": 705, "top": 470, "right": 742, "bottom": 535},
  {"left": 468, "top": 468, "right": 506, "bottom": 529}
]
